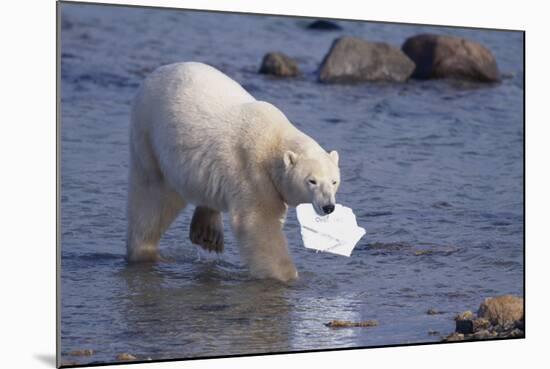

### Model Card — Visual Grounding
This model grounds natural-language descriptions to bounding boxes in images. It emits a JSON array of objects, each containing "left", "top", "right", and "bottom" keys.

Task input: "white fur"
[{"left": 127, "top": 62, "right": 340, "bottom": 281}]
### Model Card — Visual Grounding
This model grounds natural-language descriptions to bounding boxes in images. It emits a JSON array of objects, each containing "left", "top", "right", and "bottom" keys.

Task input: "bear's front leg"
[{"left": 230, "top": 207, "right": 298, "bottom": 282}]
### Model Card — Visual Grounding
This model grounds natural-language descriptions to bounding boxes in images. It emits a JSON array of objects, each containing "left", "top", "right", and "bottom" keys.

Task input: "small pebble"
[
  {"left": 117, "top": 353, "right": 137, "bottom": 361},
  {"left": 444, "top": 332, "right": 465, "bottom": 342}
]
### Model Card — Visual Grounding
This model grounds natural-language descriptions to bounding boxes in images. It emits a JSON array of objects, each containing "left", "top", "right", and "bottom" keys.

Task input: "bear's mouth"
[{"left": 312, "top": 203, "right": 326, "bottom": 217}]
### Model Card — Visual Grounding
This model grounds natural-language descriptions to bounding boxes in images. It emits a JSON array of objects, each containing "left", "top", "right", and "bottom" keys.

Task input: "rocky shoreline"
[{"left": 443, "top": 295, "right": 524, "bottom": 342}]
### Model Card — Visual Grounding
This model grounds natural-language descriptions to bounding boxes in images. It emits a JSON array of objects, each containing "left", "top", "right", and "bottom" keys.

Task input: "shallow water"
[{"left": 59, "top": 3, "right": 524, "bottom": 365}]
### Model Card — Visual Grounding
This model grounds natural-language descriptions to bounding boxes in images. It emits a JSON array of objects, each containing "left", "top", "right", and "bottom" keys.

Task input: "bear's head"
[{"left": 282, "top": 149, "right": 340, "bottom": 216}]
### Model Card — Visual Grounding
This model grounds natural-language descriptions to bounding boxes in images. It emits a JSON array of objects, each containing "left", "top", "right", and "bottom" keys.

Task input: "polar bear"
[{"left": 127, "top": 62, "right": 340, "bottom": 281}]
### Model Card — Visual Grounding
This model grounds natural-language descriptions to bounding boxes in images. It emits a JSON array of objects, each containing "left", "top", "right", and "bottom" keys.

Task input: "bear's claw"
[{"left": 189, "top": 206, "right": 224, "bottom": 253}]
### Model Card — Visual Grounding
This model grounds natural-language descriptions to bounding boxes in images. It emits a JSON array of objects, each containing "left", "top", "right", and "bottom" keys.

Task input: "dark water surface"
[{"left": 59, "top": 3, "right": 524, "bottom": 365}]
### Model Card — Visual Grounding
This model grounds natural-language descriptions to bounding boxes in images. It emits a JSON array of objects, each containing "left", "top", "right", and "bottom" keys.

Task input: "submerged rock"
[
  {"left": 307, "top": 20, "right": 342, "bottom": 31},
  {"left": 414, "top": 250, "right": 433, "bottom": 256},
  {"left": 318, "top": 36, "right": 415, "bottom": 83},
  {"left": 325, "top": 319, "right": 379, "bottom": 328},
  {"left": 68, "top": 349, "right": 94, "bottom": 356},
  {"left": 401, "top": 34, "right": 500, "bottom": 82},
  {"left": 426, "top": 308, "right": 444, "bottom": 315},
  {"left": 259, "top": 52, "right": 300, "bottom": 77}
]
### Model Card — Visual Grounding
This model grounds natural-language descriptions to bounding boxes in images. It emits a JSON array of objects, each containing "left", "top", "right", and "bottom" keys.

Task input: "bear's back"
[{"left": 142, "top": 62, "right": 256, "bottom": 119}]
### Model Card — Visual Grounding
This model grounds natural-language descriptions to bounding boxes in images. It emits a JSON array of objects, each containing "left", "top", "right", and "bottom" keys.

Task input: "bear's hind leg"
[
  {"left": 189, "top": 206, "right": 224, "bottom": 253},
  {"left": 127, "top": 178, "right": 186, "bottom": 262}
]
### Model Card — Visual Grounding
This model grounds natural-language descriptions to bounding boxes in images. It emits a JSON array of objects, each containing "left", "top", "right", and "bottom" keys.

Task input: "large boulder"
[
  {"left": 401, "top": 34, "right": 500, "bottom": 82},
  {"left": 477, "top": 295, "right": 524, "bottom": 326},
  {"left": 259, "top": 52, "right": 300, "bottom": 77},
  {"left": 318, "top": 36, "right": 415, "bottom": 83}
]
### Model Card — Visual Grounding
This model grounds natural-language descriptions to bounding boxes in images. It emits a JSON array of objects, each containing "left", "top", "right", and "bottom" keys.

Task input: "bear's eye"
[
  {"left": 332, "top": 180, "right": 338, "bottom": 185},
  {"left": 308, "top": 179, "right": 317, "bottom": 185}
]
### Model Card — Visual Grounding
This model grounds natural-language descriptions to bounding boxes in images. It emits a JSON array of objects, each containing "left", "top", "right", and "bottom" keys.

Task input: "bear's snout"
[{"left": 322, "top": 204, "right": 335, "bottom": 214}]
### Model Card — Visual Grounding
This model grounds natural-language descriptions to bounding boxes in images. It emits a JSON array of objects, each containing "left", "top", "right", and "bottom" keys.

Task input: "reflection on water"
[
  {"left": 60, "top": 2, "right": 523, "bottom": 365},
  {"left": 118, "top": 264, "right": 294, "bottom": 357}
]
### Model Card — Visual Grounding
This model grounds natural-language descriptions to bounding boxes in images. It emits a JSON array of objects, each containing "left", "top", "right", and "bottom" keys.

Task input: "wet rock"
[
  {"left": 455, "top": 318, "right": 474, "bottom": 334},
  {"left": 325, "top": 319, "right": 379, "bottom": 328},
  {"left": 432, "top": 201, "right": 452, "bottom": 209},
  {"left": 318, "top": 36, "right": 415, "bottom": 83},
  {"left": 443, "top": 296, "right": 524, "bottom": 342},
  {"left": 307, "top": 20, "right": 342, "bottom": 31},
  {"left": 401, "top": 34, "right": 500, "bottom": 82},
  {"left": 507, "top": 328, "right": 524, "bottom": 338},
  {"left": 116, "top": 353, "right": 137, "bottom": 361},
  {"left": 455, "top": 316, "right": 489, "bottom": 335},
  {"left": 259, "top": 52, "right": 300, "bottom": 77},
  {"left": 68, "top": 349, "right": 94, "bottom": 356},
  {"left": 455, "top": 310, "right": 474, "bottom": 321},
  {"left": 473, "top": 318, "right": 491, "bottom": 331},
  {"left": 472, "top": 329, "right": 496, "bottom": 340},
  {"left": 477, "top": 295, "right": 524, "bottom": 326}
]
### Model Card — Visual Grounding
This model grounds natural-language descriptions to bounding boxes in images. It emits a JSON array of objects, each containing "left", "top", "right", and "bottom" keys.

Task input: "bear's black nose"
[{"left": 322, "top": 204, "right": 335, "bottom": 214}]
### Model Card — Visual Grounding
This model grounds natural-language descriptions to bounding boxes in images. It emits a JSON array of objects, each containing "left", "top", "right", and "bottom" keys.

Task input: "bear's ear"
[
  {"left": 284, "top": 150, "right": 298, "bottom": 168},
  {"left": 329, "top": 150, "right": 339, "bottom": 165}
]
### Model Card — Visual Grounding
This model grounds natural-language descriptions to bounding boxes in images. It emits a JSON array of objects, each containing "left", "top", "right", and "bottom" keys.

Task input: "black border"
[{"left": 56, "top": 1, "right": 526, "bottom": 368}]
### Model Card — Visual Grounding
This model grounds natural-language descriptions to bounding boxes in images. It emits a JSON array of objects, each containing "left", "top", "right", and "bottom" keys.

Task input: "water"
[{"left": 59, "top": 3, "right": 524, "bottom": 365}]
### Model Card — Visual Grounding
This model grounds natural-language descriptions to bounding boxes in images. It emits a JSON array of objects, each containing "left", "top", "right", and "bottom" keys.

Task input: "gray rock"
[
  {"left": 259, "top": 52, "right": 300, "bottom": 77},
  {"left": 401, "top": 34, "right": 500, "bottom": 82},
  {"left": 318, "top": 36, "right": 415, "bottom": 83}
]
